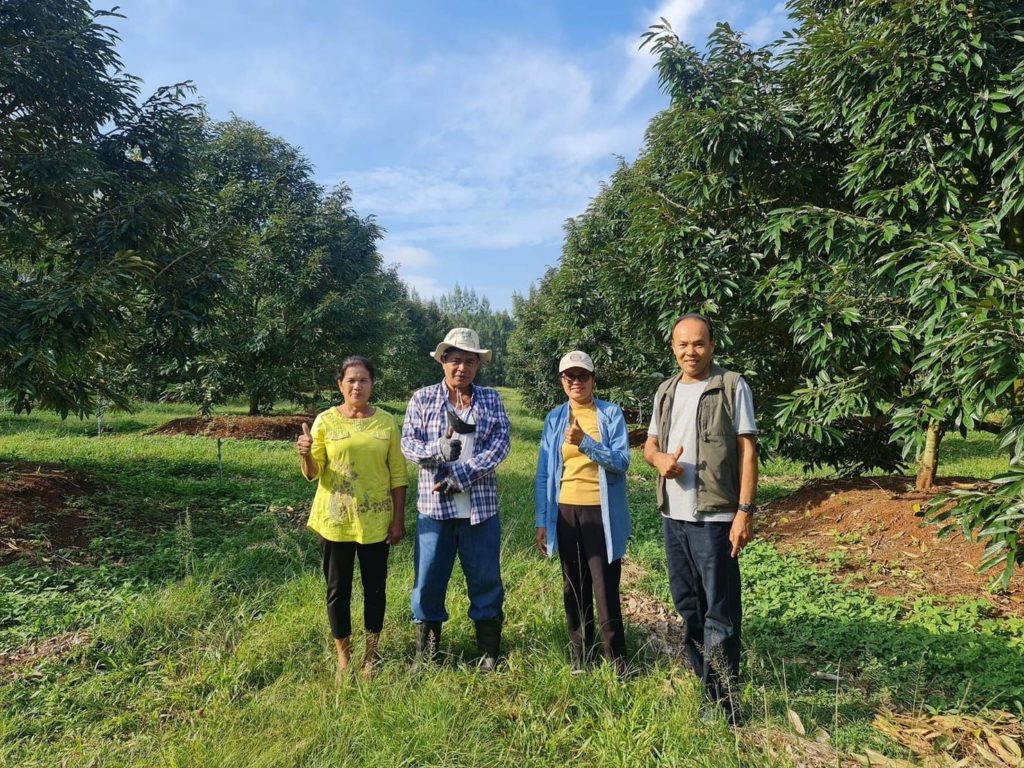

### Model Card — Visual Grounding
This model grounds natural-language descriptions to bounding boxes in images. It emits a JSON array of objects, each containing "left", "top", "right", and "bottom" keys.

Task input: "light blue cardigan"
[{"left": 534, "top": 398, "right": 632, "bottom": 563}]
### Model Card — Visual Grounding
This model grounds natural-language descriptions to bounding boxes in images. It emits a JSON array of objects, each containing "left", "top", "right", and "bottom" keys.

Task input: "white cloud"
[
  {"left": 343, "top": 168, "right": 478, "bottom": 216},
  {"left": 745, "top": 2, "right": 790, "bottom": 46},
  {"left": 379, "top": 241, "right": 435, "bottom": 270},
  {"left": 614, "top": 0, "right": 709, "bottom": 108},
  {"left": 111, "top": 0, "right": 798, "bottom": 310},
  {"left": 330, "top": 35, "right": 650, "bottom": 261},
  {"left": 401, "top": 273, "right": 446, "bottom": 299}
]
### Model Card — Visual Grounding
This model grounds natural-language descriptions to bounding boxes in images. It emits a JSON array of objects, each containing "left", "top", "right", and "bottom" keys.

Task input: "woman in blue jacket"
[{"left": 534, "top": 350, "right": 631, "bottom": 674}]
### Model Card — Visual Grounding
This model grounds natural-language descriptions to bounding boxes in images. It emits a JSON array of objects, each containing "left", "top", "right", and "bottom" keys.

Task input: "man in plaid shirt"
[{"left": 402, "top": 327, "right": 512, "bottom": 671}]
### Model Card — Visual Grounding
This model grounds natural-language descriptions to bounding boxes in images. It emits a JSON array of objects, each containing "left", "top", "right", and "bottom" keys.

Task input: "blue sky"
[{"left": 110, "top": 0, "right": 789, "bottom": 310}]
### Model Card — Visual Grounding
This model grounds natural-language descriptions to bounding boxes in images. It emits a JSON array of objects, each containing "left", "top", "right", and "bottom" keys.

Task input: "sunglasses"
[{"left": 560, "top": 371, "right": 593, "bottom": 383}]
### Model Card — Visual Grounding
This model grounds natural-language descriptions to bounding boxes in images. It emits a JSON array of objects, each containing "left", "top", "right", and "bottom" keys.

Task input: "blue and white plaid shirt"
[{"left": 401, "top": 381, "right": 511, "bottom": 524}]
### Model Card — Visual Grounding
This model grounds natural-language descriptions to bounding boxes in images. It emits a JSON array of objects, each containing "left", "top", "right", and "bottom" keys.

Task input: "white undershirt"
[{"left": 451, "top": 405, "right": 476, "bottom": 519}]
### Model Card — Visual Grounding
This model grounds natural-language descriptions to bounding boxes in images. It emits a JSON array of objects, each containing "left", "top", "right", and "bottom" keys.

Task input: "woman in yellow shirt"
[{"left": 296, "top": 356, "right": 408, "bottom": 680}]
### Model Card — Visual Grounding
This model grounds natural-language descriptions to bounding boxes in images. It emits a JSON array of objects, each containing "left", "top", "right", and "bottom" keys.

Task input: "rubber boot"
[
  {"left": 413, "top": 621, "right": 441, "bottom": 672},
  {"left": 474, "top": 614, "right": 503, "bottom": 673}
]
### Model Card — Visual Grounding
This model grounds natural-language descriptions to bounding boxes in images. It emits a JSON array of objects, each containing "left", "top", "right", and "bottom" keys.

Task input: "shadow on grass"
[
  {"left": 495, "top": 467, "right": 1024, "bottom": 730},
  {"left": 5, "top": 446, "right": 1022, "bottom": 759},
  {"left": 621, "top": 485, "right": 1024, "bottom": 720}
]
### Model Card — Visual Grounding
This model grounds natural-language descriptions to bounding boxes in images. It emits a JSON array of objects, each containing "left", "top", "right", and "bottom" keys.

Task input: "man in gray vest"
[{"left": 643, "top": 313, "right": 758, "bottom": 725}]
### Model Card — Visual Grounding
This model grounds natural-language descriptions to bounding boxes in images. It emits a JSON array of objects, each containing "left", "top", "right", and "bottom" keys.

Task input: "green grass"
[{"left": 0, "top": 394, "right": 1019, "bottom": 766}]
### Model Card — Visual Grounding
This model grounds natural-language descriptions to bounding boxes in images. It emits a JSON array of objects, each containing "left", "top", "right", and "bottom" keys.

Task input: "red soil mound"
[
  {"left": 149, "top": 414, "right": 315, "bottom": 441},
  {"left": 0, "top": 461, "right": 97, "bottom": 565},
  {"left": 762, "top": 477, "right": 1024, "bottom": 615}
]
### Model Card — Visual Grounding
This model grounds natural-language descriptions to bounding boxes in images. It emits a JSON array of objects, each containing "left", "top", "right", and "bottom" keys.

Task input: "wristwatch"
[{"left": 738, "top": 502, "right": 758, "bottom": 515}]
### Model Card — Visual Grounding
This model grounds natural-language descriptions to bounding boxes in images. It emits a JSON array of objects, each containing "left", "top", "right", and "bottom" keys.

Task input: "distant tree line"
[
  {"left": 1, "top": 1, "right": 511, "bottom": 420},
  {"left": 507, "top": 0, "right": 1024, "bottom": 586}
]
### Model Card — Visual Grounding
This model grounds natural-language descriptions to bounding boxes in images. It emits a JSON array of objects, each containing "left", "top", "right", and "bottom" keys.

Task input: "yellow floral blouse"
[{"left": 305, "top": 407, "right": 408, "bottom": 543}]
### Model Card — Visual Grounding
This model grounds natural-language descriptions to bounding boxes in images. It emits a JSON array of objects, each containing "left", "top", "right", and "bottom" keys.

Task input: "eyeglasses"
[{"left": 560, "top": 371, "right": 593, "bottom": 383}]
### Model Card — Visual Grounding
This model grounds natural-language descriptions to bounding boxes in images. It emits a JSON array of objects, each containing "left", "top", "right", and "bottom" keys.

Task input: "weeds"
[{"left": 0, "top": 396, "right": 1020, "bottom": 766}]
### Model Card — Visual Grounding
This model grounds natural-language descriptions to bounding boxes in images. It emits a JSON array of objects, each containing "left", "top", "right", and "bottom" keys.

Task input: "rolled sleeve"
[{"left": 578, "top": 405, "right": 630, "bottom": 475}]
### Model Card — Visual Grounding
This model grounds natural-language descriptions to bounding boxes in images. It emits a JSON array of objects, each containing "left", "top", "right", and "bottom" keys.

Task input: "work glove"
[
  {"left": 432, "top": 464, "right": 459, "bottom": 495},
  {"left": 437, "top": 435, "right": 462, "bottom": 462}
]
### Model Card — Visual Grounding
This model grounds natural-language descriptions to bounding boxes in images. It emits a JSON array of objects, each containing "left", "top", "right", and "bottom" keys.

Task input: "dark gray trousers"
[
  {"left": 662, "top": 517, "right": 741, "bottom": 707},
  {"left": 557, "top": 503, "right": 626, "bottom": 665}
]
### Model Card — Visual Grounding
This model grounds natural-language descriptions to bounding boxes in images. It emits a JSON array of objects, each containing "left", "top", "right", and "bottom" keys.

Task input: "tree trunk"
[
  {"left": 916, "top": 421, "right": 943, "bottom": 491},
  {"left": 248, "top": 391, "right": 260, "bottom": 416}
]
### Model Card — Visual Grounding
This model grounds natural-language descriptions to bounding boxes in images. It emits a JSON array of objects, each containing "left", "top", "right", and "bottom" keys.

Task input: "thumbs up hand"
[
  {"left": 296, "top": 422, "right": 313, "bottom": 456},
  {"left": 565, "top": 415, "right": 585, "bottom": 446},
  {"left": 654, "top": 445, "right": 684, "bottom": 479}
]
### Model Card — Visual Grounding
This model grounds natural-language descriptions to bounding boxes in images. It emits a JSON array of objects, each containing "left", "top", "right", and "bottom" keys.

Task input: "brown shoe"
[
  {"left": 334, "top": 636, "right": 352, "bottom": 685},
  {"left": 361, "top": 632, "right": 382, "bottom": 681}
]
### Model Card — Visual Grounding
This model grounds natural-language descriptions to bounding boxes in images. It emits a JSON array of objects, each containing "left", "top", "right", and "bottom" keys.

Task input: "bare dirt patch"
[
  {"left": 149, "top": 414, "right": 315, "bottom": 441},
  {"left": 622, "top": 587, "right": 690, "bottom": 667},
  {"left": 628, "top": 427, "right": 648, "bottom": 448},
  {"left": 0, "top": 630, "right": 92, "bottom": 677},
  {"left": 0, "top": 461, "right": 97, "bottom": 566},
  {"left": 762, "top": 477, "right": 1024, "bottom": 615}
]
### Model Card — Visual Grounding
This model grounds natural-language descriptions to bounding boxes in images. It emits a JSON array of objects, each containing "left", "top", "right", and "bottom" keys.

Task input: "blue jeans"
[
  {"left": 411, "top": 514, "right": 504, "bottom": 623},
  {"left": 663, "top": 516, "right": 742, "bottom": 708}
]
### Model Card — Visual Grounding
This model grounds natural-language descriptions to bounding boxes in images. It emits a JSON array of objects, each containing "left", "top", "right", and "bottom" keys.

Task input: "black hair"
[
  {"left": 440, "top": 348, "right": 480, "bottom": 362},
  {"left": 336, "top": 355, "right": 376, "bottom": 382},
  {"left": 671, "top": 313, "right": 715, "bottom": 341}
]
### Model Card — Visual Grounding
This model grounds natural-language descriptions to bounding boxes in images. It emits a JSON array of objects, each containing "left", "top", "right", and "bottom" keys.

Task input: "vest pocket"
[{"left": 698, "top": 434, "right": 739, "bottom": 510}]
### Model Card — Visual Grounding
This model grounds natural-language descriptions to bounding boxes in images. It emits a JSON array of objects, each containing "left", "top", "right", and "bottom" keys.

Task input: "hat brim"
[
  {"left": 558, "top": 362, "right": 595, "bottom": 373},
  {"left": 431, "top": 342, "right": 493, "bottom": 364}
]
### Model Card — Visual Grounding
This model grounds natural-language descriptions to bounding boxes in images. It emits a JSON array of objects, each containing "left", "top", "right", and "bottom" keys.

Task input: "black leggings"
[
  {"left": 557, "top": 503, "right": 626, "bottom": 663},
  {"left": 321, "top": 537, "right": 390, "bottom": 639}
]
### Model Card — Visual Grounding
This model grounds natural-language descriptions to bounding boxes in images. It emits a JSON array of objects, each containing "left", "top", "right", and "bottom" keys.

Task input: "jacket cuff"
[{"left": 449, "top": 462, "right": 470, "bottom": 491}]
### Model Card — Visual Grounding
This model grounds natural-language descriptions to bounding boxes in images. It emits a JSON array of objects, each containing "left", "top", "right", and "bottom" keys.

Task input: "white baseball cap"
[
  {"left": 431, "top": 327, "right": 493, "bottom": 364},
  {"left": 558, "top": 350, "right": 595, "bottom": 373}
]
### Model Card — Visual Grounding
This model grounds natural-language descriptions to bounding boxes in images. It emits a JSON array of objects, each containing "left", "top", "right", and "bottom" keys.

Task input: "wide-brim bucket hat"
[{"left": 431, "top": 327, "right": 493, "bottom": 364}]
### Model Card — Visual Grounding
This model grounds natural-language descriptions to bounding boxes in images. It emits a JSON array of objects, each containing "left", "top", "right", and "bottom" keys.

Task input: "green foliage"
[
  {"left": 770, "top": 0, "right": 1024, "bottom": 577},
  {"left": 0, "top": 0, "right": 214, "bottom": 418},
  {"left": 929, "top": 464, "right": 1024, "bottom": 590},
  {"left": 1, "top": 5, "right": 439, "bottom": 418},
  {"left": 510, "top": 0, "right": 1024, "bottom": 581},
  {"left": 168, "top": 118, "right": 398, "bottom": 415}
]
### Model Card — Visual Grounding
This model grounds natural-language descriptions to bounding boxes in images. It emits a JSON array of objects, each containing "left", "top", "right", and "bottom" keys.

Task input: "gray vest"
[{"left": 653, "top": 364, "right": 741, "bottom": 515}]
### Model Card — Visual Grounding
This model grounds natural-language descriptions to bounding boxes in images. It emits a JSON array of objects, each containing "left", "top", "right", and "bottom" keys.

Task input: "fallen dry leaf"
[{"left": 788, "top": 708, "right": 807, "bottom": 736}]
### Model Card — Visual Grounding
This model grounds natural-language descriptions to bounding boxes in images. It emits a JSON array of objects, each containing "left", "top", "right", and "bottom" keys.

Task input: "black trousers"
[
  {"left": 320, "top": 537, "right": 390, "bottom": 639},
  {"left": 557, "top": 503, "right": 626, "bottom": 665},
  {"left": 662, "top": 517, "right": 741, "bottom": 708}
]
